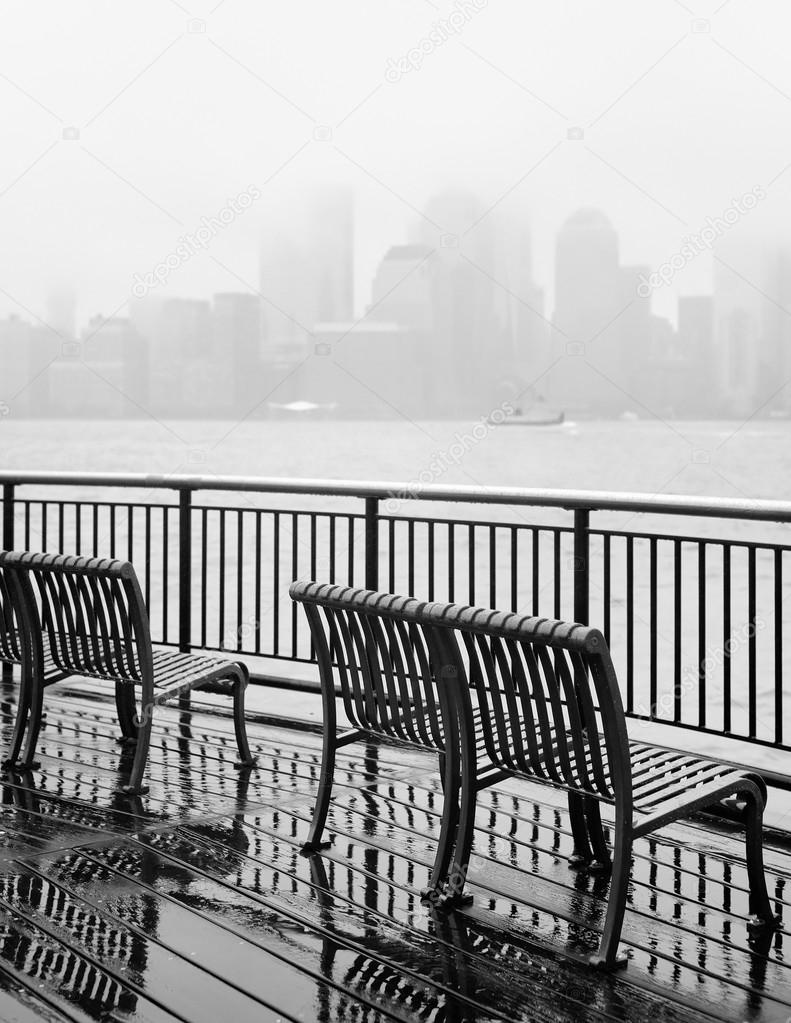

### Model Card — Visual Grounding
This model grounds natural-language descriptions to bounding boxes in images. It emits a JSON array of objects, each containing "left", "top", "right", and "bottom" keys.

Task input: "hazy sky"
[{"left": 2, "top": 0, "right": 791, "bottom": 329}]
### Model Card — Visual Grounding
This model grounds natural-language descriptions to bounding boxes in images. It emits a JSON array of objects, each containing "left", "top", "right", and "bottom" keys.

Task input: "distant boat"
[
  {"left": 500, "top": 406, "right": 565, "bottom": 426},
  {"left": 268, "top": 400, "right": 338, "bottom": 415}
]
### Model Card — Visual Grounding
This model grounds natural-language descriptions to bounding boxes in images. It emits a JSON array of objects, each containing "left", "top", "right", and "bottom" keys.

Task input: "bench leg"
[
  {"left": 584, "top": 798, "right": 611, "bottom": 873},
  {"left": 421, "top": 746, "right": 460, "bottom": 902},
  {"left": 590, "top": 824, "right": 631, "bottom": 970},
  {"left": 115, "top": 681, "right": 138, "bottom": 746},
  {"left": 2, "top": 672, "right": 31, "bottom": 770},
  {"left": 119, "top": 703, "right": 152, "bottom": 796},
  {"left": 301, "top": 729, "right": 336, "bottom": 855},
  {"left": 744, "top": 788, "right": 781, "bottom": 934},
  {"left": 231, "top": 667, "right": 257, "bottom": 769},
  {"left": 17, "top": 674, "right": 44, "bottom": 771},
  {"left": 568, "top": 792, "right": 593, "bottom": 867}
]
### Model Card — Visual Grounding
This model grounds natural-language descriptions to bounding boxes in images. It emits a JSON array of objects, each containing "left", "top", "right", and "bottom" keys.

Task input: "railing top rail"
[{"left": 1, "top": 471, "right": 790, "bottom": 523}]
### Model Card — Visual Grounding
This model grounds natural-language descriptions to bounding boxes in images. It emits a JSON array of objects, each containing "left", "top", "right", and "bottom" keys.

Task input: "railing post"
[
  {"left": 179, "top": 489, "right": 192, "bottom": 654},
  {"left": 364, "top": 496, "right": 379, "bottom": 590},
  {"left": 2, "top": 483, "right": 14, "bottom": 683},
  {"left": 573, "top": 507, "right": 590, "bottom": 625},
  {"left": 569, "top": 506, "right": 598, "bottom": 863}
]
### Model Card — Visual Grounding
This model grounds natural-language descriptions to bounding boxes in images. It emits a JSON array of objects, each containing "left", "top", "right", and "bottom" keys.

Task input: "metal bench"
[
  {"left": 0, "top": 552, "right": 257, "bottom": 794},
  {"left": 291, "top": 581, "right": 781, "bottom": 970}
]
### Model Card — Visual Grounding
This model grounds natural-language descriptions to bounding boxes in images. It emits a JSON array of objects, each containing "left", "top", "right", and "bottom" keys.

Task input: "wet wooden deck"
[{"left": 0, "top": 679, "right": 789, "bottom": 1023}]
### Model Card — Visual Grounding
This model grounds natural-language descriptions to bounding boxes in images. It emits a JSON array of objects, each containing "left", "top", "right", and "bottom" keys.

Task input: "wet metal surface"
[{"left": 0, "top": 680, "right": 789, "bottom": 1022}]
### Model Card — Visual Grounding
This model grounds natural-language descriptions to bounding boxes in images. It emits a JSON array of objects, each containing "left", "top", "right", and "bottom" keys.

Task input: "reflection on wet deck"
[{"left": 0, "top": 681, "right": 789, "bottom": 1022}]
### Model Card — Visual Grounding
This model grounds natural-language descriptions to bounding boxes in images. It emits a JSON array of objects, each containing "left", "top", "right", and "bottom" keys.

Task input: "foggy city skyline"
[
  {"left": 2, "top": 0, "right": 791, "bottom": 427},
  {"left": 1, "top": 183, "right": 789, "bottom": 420}
]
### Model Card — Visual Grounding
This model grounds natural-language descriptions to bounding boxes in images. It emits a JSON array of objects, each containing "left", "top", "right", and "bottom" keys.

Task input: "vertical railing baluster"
[
  {"left": 626, "top": 536, "right": 634, "bottom": 714},
  {"left": 603, "top": 532, "right": 611, "bottom": 645},
  {"left": 347, "top": 514, "right": 354, "bottom": 585},
  {"left": 532, "top": 529, "right": 539, "bottom": 615},
  {"left": 219, "top": 509, "right": 226, "bottom": 649},
  {"left": 74, "top": 502, "right": 81, "bottom": 553},
  {"left": 428, "top": 520, "right": 435, "bottom": 602},
  {"left": 201, "top": 508, "right": 208, "bottom": 650},
  {"left": 573, "top": 509, "right": 590, "bottom": 625},
  {"left": 162, "top": 506, "right": 169, "bottom": 643},
  {"left": 292, "top": 512, "right": 299, "bottom": 656},
  {"left": 650, "top": 537, "right": 658, "bottom": 717},
  {"left": 448, "top": 522, "right": 455, "bottom": 602},
  {"left": 723, "top": 544, "right": 732, "bottom": 734},
  {"left": 553, "top": 529, "right": 561, "bottom": 619},
  {"left": 408, "top": 518, "right": 415, "bottom": 596},
  {"left": 489, "top": 524, "right": 497, "bottom": 609},
  {"left": 673, "top": 539, "right": 682, "bottom": 724},
  {"left": 254, "top": 511, "right": 261, "bottom": 655},
  {"left": 2, "top": 483, "right": 14, "bottom": 683},
  {"left": 236, "top": 510, "right": 244, "bottom": 651},
  {"left": 179, "top": 489, "right": 192, "bottom": 654},
  {"left": 309, "top": 513, "right": 317, "bottom": 660},
  {"left": 328, "top": 514, "right": 336, "bottom": 585},
  {"left": 748, "top": 545, "right": 757, "bottom": 738},
  {"left": 510, "top": 527, "right": 517, "bottom": 612},
  {"left": 698, "top": 543, "right": 706, "bottom": 729},
  {"left": 144, "top": 506, "right": 151, "bottom": 613},
  {"left": 109, "top": 504, "right": 116, "bottom": 558},
  {"left": 468, "top": 523, "right": 475, "bottom": 605},
  {"left": 387, "top": 517, "right": 395, "bottom": 591},
  {"left": 775, "top": 548, "right": 783, "bottom": 747},
  {"left": 364, "top": 496, "right": 379, "bottom": 590},
  {"left": 273, "top": 512, "right": 280, "bottom": 656}
]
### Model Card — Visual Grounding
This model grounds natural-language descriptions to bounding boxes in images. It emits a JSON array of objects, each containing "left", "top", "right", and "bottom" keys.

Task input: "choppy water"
[{"left": 1, "top": 416, "right": 789, "bottom": 504}]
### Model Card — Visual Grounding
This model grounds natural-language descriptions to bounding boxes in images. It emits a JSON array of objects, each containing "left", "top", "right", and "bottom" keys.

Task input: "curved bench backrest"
[
  {"left": 420, "top": 601, "right": 631, "bottom": 806},
  {"left": 291, "top": 581, "right": 632, "bottom": 807},
  {"left": 290, "top": 581, "right": 449, "bottom": 751},
  {"left": 0, "top": 552, "right": 152, "bottom": 686},
  {"left": 0, "top": 564, "right": 24, "bottom": 664}
]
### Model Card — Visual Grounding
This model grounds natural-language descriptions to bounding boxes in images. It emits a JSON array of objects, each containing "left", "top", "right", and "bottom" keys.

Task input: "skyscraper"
[
  {"left": 713, "top": 242, "right": 788, "bottom": 417},
  {"left": 212, "top": 292, "right": 262, "bottom": 411},
  {"left": 550, "top": 209, "right": 624, "bottom": 413},
  {"left": 259, "top": 186, "right": 354, "bottom": 356}
]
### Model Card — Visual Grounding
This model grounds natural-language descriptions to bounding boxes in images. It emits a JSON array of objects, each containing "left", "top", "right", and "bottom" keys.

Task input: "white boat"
[{"left": 500, "top": 406, "right": 565, "bottom": 426}]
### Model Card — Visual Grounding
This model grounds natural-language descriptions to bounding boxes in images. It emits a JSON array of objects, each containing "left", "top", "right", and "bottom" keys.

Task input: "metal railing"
[{"left": 1, "top": 471, "right": 789, "bottom": 783}]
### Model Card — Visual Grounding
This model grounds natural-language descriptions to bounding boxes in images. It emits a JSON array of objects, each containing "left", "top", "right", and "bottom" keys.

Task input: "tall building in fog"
[
  {"left": 259, "top": 187, "right": 354, "bottom": 356},
  {"left": 550, "top": 209, "right": 626, "bottom": 413},
  {"left": 144, "top": 298, "right": 214, "bottom": 413},
  {"left": 80, "top": 316, "right": 148, "bottom": 416},
  {"left": 677, "top": 295, "right": 715, "bottom": 416},
  {"left": 46, "top": 286, "right": 77, "bottom": 341},
  {"left": 212, "top": 292, "right": 262, "bottom": 410},
  {"left": 412, "top": 189, "right": 506, "bottom": 414},
  {"left": 312, "top": 189, "right": 354, "bottom": 322},
  {"left": 714, "top": 242, "right": 790, "bottom": 416},
  {"left": 368, "top": 244, "right": 434, "bottom": 329}
]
